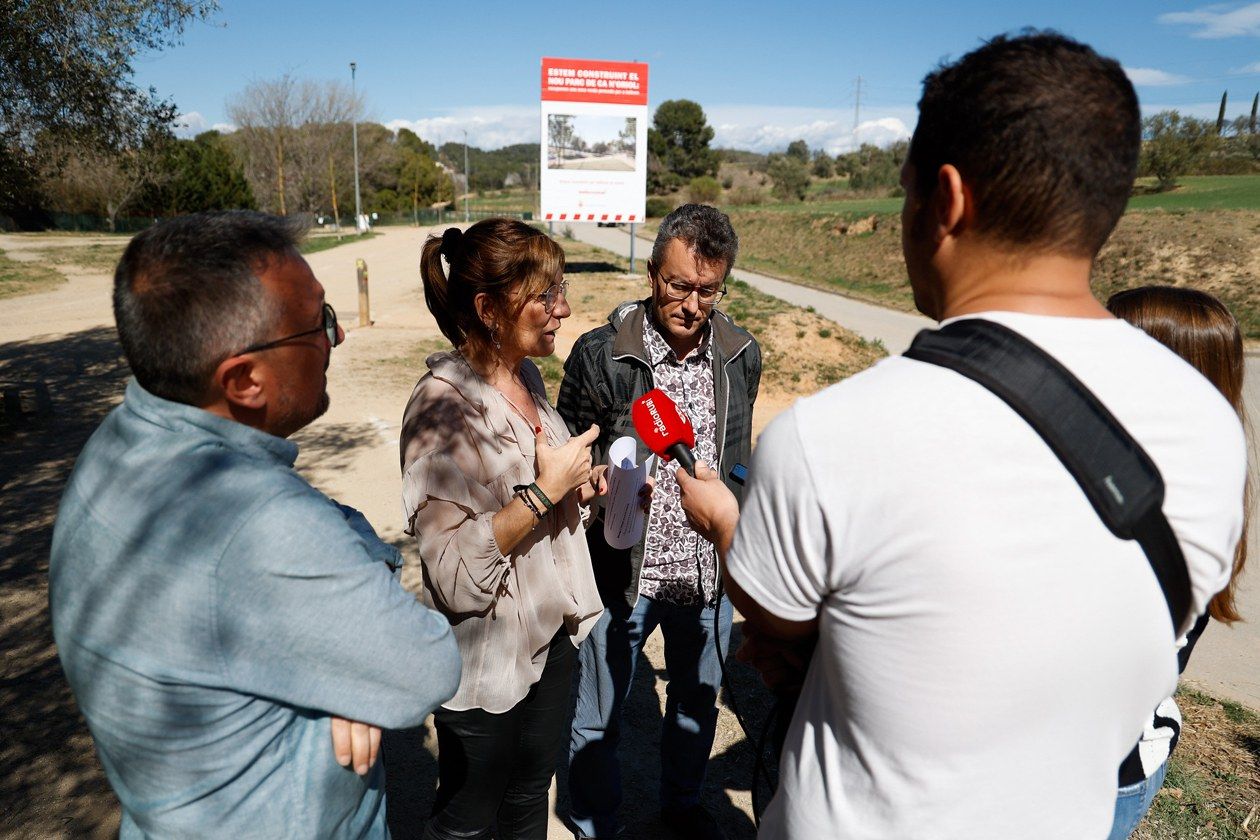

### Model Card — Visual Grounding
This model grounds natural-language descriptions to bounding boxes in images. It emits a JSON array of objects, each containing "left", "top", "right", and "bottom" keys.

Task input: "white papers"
[{"left": 602, "top": 436, "right": 652, "bottom": 550}]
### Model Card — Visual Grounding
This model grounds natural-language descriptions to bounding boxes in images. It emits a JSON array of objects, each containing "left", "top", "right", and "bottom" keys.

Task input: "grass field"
[
  {"left": 735, "top": 194, "right": 905, "bottom": 216},
  {"left": 0, "top": 249, "right": 66, "bottom": 298},
  {"left": 299, "top": 231, "right": 378, "bottom": 255},
  {"left": 1129, "top": 175, "right": 1260, "bottom": 211},
  {"left": 460, "top": 174, "right": 1260, "bottom": 220},
  {"left": 718, "top": 205, "right": 1260, "bottom": 338},
  {"left": 468, "top": 191, "right": 539, "bottom": 214}
]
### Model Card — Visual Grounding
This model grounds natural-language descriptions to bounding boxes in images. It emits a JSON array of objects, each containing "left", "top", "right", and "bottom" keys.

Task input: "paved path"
[{"left": 571, "top": 222, "right": 1260, "bottom": 711}]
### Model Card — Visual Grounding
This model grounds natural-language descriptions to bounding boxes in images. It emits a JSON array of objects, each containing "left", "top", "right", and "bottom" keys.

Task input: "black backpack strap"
[{"left": 904, "top": 318, "right": 1192, "bottom": 632}]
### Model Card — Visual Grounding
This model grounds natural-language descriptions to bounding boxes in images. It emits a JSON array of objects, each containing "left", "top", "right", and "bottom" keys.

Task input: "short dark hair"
[
  {"left": 908, "top": 31, "right": 1140, "bottom": 257},
  {"left": 650, "top": 203, "right": 739, "bottom": 276},
  {"left": 113, "top": 211, "right": 304, "bottom": 405}
]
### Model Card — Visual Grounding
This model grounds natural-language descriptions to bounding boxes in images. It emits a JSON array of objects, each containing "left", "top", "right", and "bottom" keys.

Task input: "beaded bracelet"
[{"left": 513, "top": 484, "right": 546, "bottom": 520}]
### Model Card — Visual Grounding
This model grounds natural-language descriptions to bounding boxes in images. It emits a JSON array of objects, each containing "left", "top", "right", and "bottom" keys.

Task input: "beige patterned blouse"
[{"left": 399, "top": 351, "right": 603, "bottom": 713}]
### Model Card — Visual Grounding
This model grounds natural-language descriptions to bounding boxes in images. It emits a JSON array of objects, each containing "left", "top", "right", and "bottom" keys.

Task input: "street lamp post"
[{"left": 350, "top": 62, "right": 362, "bottom": 233}]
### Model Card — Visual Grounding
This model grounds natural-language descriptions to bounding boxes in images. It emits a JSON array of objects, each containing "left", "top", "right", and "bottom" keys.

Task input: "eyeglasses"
[
  {"left": 536, "top": 280, "right": 569, "bottom": 314},
  {"left": 660, "top": 278, "right": 726, "bottom": 304},
  {"left": 239, "top": 303, "right": 341, "bottom": 355}
]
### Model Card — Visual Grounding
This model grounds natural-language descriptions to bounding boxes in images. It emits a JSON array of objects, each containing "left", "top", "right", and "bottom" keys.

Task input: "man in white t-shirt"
[{"left": 677, "top": 31, "right": 1245, "bottom": 840}]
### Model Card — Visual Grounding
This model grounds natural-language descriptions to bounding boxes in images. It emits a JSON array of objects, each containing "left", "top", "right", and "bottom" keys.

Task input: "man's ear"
[
  {"left": 933, "top": 164, "right": 972, "bottom": 241},
  {"left": 213, "top": 354, "right": 266, "bottom": 411}
]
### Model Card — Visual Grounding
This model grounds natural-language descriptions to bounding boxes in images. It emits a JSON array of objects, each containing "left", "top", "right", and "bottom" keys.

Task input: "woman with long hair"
[
  {"left": 401, "top": 219, "right": 606, "bottom": 840},
  {"left": 1105, "top": 285, "right": 1250, "bottom": 839}
]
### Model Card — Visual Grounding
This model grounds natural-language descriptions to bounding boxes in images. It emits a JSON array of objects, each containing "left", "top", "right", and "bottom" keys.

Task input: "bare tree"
[
  {"left": 39, "top": 128, "right": 172, "bottom": 229},
  {"left": 226, "top": 75, "right": 363, "bottom": 216},
  {"left": 227, "top": 75, "right": 298, "bottom": 214}
]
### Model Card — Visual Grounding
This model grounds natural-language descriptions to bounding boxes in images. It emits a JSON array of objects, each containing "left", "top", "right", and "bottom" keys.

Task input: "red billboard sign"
[{"left": 541, "top": 57, "right": 649, "bottom": 106}]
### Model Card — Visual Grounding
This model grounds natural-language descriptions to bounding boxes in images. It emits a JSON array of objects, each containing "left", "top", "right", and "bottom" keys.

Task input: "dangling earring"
[{"left": 491, "top": 324, "right": 502, "bottom": 351}]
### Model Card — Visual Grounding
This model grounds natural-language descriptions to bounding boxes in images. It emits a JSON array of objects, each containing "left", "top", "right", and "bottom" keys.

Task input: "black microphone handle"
[{"left": 667, "top": 443, "right": 696, "bottom": 477}]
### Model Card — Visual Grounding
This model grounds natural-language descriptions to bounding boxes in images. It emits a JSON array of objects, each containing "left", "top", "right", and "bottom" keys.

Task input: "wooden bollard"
[{"left": 356, "top": 259, "right": 370, "bottom": 327}]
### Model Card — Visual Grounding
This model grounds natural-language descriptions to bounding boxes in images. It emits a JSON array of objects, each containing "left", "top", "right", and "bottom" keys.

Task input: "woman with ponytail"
[
  {"left": 1105, "top": 285, "right": 1250, "bottom": 839},
  {"left": 400, "top": 219, "right": 608, "bottom": 840}
]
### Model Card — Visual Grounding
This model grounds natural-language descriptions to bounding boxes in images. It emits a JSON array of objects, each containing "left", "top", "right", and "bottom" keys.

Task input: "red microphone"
[{"left": 631, "top": 388, "right": 697, "bottom": 476}]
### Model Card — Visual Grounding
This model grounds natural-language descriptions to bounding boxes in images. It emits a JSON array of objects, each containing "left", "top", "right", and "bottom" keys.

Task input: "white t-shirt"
[{"left": 726, "top": 312, "right": 1244, "bottom": 840}]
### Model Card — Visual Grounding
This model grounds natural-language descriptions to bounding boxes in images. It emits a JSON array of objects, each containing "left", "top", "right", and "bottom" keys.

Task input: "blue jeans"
[
  {"left": 1107, "top": 760, "right": 1169, "bottom": 840},
  {"left": 567, "top": 594, "right": 733, "bottom": 839}
]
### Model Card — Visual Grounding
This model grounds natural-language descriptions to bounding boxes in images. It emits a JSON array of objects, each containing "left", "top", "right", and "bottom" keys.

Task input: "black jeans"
[{"left": 423, "top": 633, "right": 575, "bottom": 840}]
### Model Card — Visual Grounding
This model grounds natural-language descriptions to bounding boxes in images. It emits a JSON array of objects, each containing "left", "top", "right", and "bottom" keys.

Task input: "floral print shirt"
[{"left": 638, "top": 316, "right": 719, "bottom": 606}]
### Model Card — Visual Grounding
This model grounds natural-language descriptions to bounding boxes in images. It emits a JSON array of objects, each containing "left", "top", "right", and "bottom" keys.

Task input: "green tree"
[
  {"left": 438, "top": 141, "right": 538, "bottom": 193},
  {"left": 133, "top": 131, "right": 254, "bottom": 215},
  {"left": 767, "top": 154, "right": 809, "bottom": 201},
  {"left": 840, "top": 142, "right": 906, "bottom": 191},
  {"left": 1, "top": 0, "right": 215, "bottom": 213},
  {"left": 786, "top": 139, "right": 810, "bottom": 163},
  {"left": 812, "top": 151, "right": 834, "bottom": 178},
  {"left": 397, "top": 129, "right": 450, "bottom": 222},
  {"left": 687, "top": 175, "right": 721, "bottom": 204},
  {"left": 1141, "top": 111, "right": 1217, "bottom": 190},
  {"left": 647, "top": 99, "right": 718, "bottom": 193}
]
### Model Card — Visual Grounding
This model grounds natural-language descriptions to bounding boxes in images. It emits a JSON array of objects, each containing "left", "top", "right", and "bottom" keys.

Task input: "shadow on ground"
[
  {"left": 0, "top": 326, "right": 777, "bottom": 839},
  {"left": 566, "top": 261, "right": 624, "bottom": 274},
  {"left": 0, "top": 326, "right": 130, "bottom": 839},
  {"left": 552, "top": 619, "right": 772, "bottom": 840}
]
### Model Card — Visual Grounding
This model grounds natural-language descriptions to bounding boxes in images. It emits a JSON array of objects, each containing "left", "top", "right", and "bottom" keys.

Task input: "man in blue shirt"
[{"left": 49, "top": 211, "right": 461, "bottom": 838}]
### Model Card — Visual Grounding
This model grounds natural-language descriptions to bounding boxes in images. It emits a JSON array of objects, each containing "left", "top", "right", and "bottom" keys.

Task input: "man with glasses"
[
  {"left": 558, "top": 203, "right": 761, "bottom": 839},
  {"left": 49, "top": 211, "right": 460, "bottom": 838}
]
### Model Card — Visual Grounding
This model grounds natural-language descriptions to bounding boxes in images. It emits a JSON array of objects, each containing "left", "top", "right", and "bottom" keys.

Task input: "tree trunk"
[
  {"left": 329, "top": 155, "right": 340, "bottom": 231},
  {"left": 413, "top": 172, "right": 420, "bottom": 226},
  {"left": 275, "top": 135, "right": 287, "bottom": 215}
]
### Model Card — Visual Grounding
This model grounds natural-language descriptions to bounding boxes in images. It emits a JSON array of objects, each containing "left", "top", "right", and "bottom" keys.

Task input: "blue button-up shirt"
[{"left": 50, "top": 380, "right": 460, "bottom": 839}]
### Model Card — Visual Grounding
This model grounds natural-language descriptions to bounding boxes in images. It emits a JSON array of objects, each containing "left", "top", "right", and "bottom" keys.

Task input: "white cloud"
[
  {"left": 1232, "top": 60, "right": 1260, "bottom": 73},
  {"left": 706, "top": 105, "right": 914, "bottom": 155},
  {"left": 385, "top": 105, "right": 538, "bottom": 149},
  {"left": 173, "top": 111, "right": 207, "bottom": 138},
  {"left": 1159, "top": 2, "right": 1260, "bottom": 38},
  {"left": 172, "top": 113, "right": 236, "bottom": 138},
  {"left": 377, "top": 104, "right": 912, "bottom": 154},
  {"left": 1124, "top": 67, "right": 1192, "bottom": 86}
]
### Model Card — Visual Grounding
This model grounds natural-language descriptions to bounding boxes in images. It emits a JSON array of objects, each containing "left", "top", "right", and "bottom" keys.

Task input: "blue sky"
[{"left": 135, "top": 0, "right": 1260, "bottom": 154}]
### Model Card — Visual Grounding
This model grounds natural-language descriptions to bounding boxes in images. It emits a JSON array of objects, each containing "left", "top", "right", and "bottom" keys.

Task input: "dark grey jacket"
[{"left": 556, "top": 299, "right": 761, "bottom": 608}]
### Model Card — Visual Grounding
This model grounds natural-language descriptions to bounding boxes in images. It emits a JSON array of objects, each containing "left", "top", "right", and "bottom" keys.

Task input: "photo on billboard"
[{"left": 547, "top": 115, "right": 637, "bottom": 172}]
